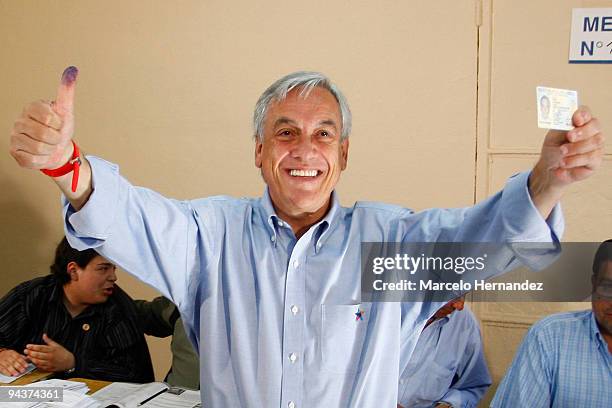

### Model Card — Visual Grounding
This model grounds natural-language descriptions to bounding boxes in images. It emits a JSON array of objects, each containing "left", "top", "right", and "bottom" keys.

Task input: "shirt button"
[
  {"left": 293, "top": 260, "right": 299, "bottom": 269},
  {"left": 288, "top": 352, "right": 298, "bottom": 363},
  {"left": 278, "top": 221, "right": 284, "bottom": 227},
  {"left": 288, "top": 402, "right": 296, "bottom": 408},
  {"left": 290, "top": 305, "right": 299, "bottom": 315},
  {"left": 271, "top": 235, "right": 276, "bottom": 242}
]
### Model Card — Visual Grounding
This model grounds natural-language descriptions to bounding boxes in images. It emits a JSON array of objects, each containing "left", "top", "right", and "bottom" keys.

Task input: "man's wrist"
[
  {"left": 528, "top": 164, "right": 564, "bottom": 220},
  {"left": 55, "top": 142, "right": 75, "bottom": 171},
  {"left": 63, "top": 352, "right": 76, "bottom": 374},
  {"left": 41, "top": 141, "right": 82, "bottom": 193},
  {"left": 529, "top": 163, "right": 564, "bottom": 202}
]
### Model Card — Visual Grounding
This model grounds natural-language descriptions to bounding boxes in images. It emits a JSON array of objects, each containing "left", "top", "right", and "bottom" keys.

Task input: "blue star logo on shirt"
[{"left": 355, "top": 307, "right": 365, "bottom": 321}]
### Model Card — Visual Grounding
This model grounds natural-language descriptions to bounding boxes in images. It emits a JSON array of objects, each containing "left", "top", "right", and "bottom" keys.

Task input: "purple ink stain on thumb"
[{"left": 61, "top": 66, "right": 79, "bottom": 85}]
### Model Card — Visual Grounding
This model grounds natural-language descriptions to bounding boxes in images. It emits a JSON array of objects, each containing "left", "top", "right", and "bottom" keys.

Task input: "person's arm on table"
[
  {"left": 0, "top": 349, "right": 29, "bottom": 377},
  {"left": 0, "top": 284, "right": 33, "bottom": 376}
]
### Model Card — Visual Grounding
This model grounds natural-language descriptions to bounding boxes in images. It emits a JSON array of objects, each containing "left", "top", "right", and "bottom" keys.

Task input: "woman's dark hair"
[
  {"left": 592, "top": 239, "right": 612, "bottom": 279},
  {"left": 50, "top": 237, "right": 99, "bottom": 284}
]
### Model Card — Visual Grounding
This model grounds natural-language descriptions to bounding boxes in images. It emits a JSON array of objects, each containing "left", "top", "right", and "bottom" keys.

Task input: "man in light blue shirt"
[
  {"left": 492, "top": 240, "right": 612, "bottom": 407},
  {"left": 398, "top": 297, "right": 491, "bottom": 408},
  {"left": 9, "top": 67, "right": 605, "bottom": 407}
]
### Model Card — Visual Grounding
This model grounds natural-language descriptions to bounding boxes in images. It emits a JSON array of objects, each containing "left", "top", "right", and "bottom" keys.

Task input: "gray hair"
[{"left": 253, "top": 71, "right": 352, "bottom": 141}]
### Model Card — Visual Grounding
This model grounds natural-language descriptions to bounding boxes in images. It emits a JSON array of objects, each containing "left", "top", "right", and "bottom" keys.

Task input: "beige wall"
[
  {"left": 0, "top": 0, "right": 609, "bottom": 401},
  {"left": 475, "top": 0, "right": 611, "bottom": 404},
  {"left": 0, "top": 0, "right": 479, "bottom": 381}
]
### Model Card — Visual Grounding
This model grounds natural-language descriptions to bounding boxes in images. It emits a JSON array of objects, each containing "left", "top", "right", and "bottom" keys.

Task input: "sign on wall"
[{"left": 569, "top": 8, "right": 612, "bottom": 63}]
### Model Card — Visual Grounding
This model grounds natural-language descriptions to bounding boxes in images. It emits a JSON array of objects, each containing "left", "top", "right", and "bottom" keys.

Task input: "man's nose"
[
  {"left": 291, "top": 135, "right": 316, "bottom": 160},
  {"left": 108, "top": 267, "right": 117, "bottom": 282}
]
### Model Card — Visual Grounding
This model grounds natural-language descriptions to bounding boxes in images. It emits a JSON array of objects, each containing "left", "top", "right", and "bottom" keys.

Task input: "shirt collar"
[
  {"left": 314, "top": 192, "right": 340, "bottom": 252},
  {"left": 259, "top": 187, "right": 341, "bottom": 252},
  {"left": 260, "top": 187, "right": 280, "bottom": 246},
  {"left": 589, "top": 310, "right": 607, "bottom": 350}
]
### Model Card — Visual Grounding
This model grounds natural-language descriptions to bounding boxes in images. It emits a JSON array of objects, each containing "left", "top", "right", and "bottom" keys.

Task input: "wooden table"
[
  {"left": 0, "top": 370, "right": 53, "bottom": 386},
  {"left": 1, "top": 371, "right": 111, "bottom": 395}
]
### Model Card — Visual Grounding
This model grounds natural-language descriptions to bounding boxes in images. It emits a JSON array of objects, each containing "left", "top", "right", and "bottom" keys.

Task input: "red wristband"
[{"left": 40, "top": 141, "right": 81, "bottom": 192}]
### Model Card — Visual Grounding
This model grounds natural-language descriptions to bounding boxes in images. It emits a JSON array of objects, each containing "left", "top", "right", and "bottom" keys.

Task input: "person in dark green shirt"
[{"left": 135, "top": 296, "right": 200, "bottom": 390}]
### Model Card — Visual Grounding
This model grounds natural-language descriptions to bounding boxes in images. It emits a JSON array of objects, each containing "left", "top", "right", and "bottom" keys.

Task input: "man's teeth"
[{"left": 290, "top": 169, "right": 318, "bottom": 177}]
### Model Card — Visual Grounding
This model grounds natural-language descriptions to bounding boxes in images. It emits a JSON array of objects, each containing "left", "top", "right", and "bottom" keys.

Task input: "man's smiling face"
[{"left": 255, "top": 86, "right": 348, "bottom": 224}]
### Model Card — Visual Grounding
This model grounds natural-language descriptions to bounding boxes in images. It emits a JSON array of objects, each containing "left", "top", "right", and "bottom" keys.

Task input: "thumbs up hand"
[{"left": 10, "top": 66, "right": 79, "bottom": 170}]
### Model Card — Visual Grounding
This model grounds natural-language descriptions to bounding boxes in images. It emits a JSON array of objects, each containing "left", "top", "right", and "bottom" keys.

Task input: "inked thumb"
[{"left": 54, "top": 66, "right": 78, "bottom": 116}]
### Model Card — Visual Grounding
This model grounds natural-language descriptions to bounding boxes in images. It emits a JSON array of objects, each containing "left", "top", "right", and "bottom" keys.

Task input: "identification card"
[{"left": 536, "top": 86, "right": 578, "bottom": 131}]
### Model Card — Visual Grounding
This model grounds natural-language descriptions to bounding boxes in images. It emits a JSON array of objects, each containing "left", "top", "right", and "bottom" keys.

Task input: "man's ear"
[
  {"left": 255, "top": 139, "right": 263, "bottom": 168},
  {"left": 66, "top": 261, "right": 79, "bottom": 282},
  {"left": 340, "top": 138, "right": 349, "bottom": 170}
]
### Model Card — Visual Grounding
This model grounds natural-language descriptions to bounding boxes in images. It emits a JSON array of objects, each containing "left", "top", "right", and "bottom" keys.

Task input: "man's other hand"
[{"left": 530, "top": 106, "right": 605, "bottom": 218}]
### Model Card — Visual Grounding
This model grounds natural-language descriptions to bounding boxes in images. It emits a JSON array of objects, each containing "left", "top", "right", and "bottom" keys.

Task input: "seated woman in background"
[{"left": 0, "top": 237, "right": 154, "bottom": 383}]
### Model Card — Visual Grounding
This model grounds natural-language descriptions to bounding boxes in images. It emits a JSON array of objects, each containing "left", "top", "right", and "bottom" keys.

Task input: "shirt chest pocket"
[{"left": 320, "top": 304, "right": 370, "bottom": 374}]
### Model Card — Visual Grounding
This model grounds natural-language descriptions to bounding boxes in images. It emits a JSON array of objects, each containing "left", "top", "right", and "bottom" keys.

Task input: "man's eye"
[
  {"left": 319, "top": 131, "right": 330, "bottom": 137},
  {"left": 279, "top": 130, "right": 291, "bottom": 136}
]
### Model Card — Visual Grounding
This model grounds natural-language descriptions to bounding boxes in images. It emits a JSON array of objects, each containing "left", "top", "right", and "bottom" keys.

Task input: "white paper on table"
[
  {"left": 29, "top": 379, "right": 89, "bottom": 393},
  {"left": 141, "top": 388, "right": 201, "bottom": 408},
  {"left": 91, "top": 382, "right": 168, "bottom": 408}
]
